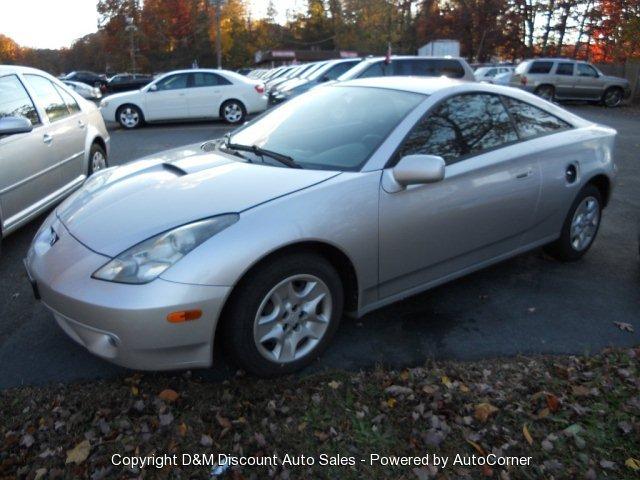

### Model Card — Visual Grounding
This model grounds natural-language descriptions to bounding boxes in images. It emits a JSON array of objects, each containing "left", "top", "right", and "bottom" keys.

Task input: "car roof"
[
  {"left": 0, "top": 64, "right": 52, "bottom": 76},
  {"left": 338, "top": 76, "right": 466, "bottom": 95},
  {"left": 361, "top": 55, "right": 467, "bottom": 64}
]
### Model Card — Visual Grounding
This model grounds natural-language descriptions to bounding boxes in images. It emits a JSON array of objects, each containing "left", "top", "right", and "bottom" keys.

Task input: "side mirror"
[
  {"left": 0, "top": 116, "right": 33, "bottom": 136},
  {"left": 383, "top": 154, "right": 445, "bottom": 193},
  {"left": 148, "top": 84, "right": 158, "bottom": 92}
]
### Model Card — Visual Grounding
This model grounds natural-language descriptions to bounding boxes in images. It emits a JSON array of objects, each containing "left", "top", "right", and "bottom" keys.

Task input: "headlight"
[{"left": 92, "top": 214, "right": 239, "bottom": 284}]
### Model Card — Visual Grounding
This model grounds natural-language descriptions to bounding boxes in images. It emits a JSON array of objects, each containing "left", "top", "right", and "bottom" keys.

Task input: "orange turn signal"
[{"left": 167, "top": 309, "right": 202, "bottom": 323}]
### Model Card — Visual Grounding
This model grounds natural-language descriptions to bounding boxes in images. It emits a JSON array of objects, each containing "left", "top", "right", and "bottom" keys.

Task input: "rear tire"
[
  {"left": 534, "top": 85, "right": 555, "bottom": 102},
  {"left": 88, "top": 143, "right": 108, "bottom": 176},
  {"left": 220, "top": 99, "right": 246, "bottom": 124},
  {"left": 116, "top": 104, "right": 144, "bottom": 129},
  {"left": 544, "top": 184, "right": 602, "bottom": 262},
  {"left": 602, "top": 87, "right": 623, "bottom": 107},
  {"left": 221, "top": 252, "right": 343, "bottom": 377}
]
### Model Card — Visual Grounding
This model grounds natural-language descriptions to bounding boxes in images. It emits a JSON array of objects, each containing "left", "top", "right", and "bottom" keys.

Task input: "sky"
[{"left": 0, "top": 0, "right": 300, "bottom": 50}]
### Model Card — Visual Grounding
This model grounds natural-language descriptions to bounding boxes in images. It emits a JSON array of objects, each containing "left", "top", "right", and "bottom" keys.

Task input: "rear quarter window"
[
  {"left": 502, "top": 96, "right": 571, "bottom": 139},
  {"left": 528, "top": 61, "right": 554, "bottom": 74}
]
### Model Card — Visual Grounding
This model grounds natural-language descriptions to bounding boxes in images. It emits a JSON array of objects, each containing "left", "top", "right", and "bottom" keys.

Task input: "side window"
[
  {"left": 191, "top": 72, "right": 219, "bottom": 87},
  {"left": 486, "top": 68, "right": 497, "bottom": 77},
  {"left": 155, "top": 74, "right": 188, "bottom": 91},
  {"left": 325, "top": 61, "right": 357, "bottom": 79},
  {"left": 55, "top": 85, "right": 81, "bottom": 114},
  {"left": 556, "top": 63, "right": 574, "bottom": 75},
  {"left": 528, "top": 61, "right": 554, "bottom": 74},
  {"left": 23, "top": 74, "right": 69, "bottom": 122},
  {"left": 399, "top": 94, "right": 518, "bottom": 165},
  {"left": 358, "top": 62, "right": 385, "bottom": 78},
  {"left": 577, "top": 63, "right": 598, "bottom": 77},
  {"left": 0, "top": 75, "right": 41, "bottom": 127},
  {"left": 502, "top": 96, "right": 570, "bottom": 138}
]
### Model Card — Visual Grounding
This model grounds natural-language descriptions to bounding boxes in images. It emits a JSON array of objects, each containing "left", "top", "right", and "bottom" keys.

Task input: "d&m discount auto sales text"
[{"left": 111, "top": 452, "right": 532, "bottom": 470}]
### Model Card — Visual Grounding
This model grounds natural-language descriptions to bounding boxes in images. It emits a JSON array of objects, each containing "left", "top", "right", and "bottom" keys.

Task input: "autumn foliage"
[{"left": 0, "top": 0, "right": 639, "bottom": 74}]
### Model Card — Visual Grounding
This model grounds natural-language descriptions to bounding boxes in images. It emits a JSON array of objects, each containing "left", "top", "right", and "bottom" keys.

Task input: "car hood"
[
  {"left": 104, "top": 89, "right": 142, "bottom": 102},
  {"left": 57, "top": 144, "right": 340, "bottom": 256},
  {"left": 281, "top": 78, "right": 310, "bottom": 92},
  {"left": 601, "top": 74, "right": 629, "bottom": 85}
]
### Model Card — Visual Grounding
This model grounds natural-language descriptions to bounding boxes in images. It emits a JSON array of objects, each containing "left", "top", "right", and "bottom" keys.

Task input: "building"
[{"left": 254, "top": 50, "right": 360, "bottom": 67}]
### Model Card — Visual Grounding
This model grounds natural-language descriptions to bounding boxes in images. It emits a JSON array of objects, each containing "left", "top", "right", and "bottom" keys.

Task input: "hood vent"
[{"left": 161, "top": 162, "right": 188, "bottom": 176}]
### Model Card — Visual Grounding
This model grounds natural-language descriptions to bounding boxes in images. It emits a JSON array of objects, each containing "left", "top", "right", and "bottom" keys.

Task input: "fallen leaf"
[
  {"left": 571, "top": 385, "right": 590, "bottom": 397},
  {"left": 537, "top": 407, "right": 550, "bottom": 419},
  {"left": 177, "top": 423, "right": 187, "bottom": 437},
  {"left": 441, "top": 376, "right": 452, "bottom": 388},
  {"left": 385, "top": 385, "right": 413, "bottom": 395},
  {"left": 614, "top": 322, "right": 634, "bottom": 332},
  {"left": 328, "top": 380, "right": 341, "bottom": 389},
  {"left": 131, "top": 386, "right": 139, "bottom": 396},
  {"left": 159, "top": 389, "right": 179, "bottom": 403},
  {"left": 546, "top": 394, "right": 560, "bottom": 412},
  {"left": 466, "top": 438, "right": 486, "bottom": 456},
  {"left": 386, "top": 398, "right": 397, "bottom": 408},
  {"left": 65, "top": 440, "right": 90, "bottom": 465},
  {"left": 459, "top": 383, "right": 470, "bottom": 393},
  {"left": 474, "top": 403, "right": 499, "bottom": 423},
  {"left": 216, "top": 414, "right": 232, "bottom": 429},
  {"left": 523, "top": 424, "right": 533, "bottom": 445},
  {"left": 625, "top": 458, "right": 640, "bottom": 471}
]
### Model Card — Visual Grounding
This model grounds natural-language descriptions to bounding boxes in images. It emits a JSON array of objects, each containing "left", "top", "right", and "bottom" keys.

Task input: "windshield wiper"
[{"left": 226, "top": 141, "right": 302, "bottom": 169}]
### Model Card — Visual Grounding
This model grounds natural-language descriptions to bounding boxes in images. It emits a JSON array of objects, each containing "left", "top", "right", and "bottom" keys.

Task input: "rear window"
[
  {"left": 502, "top": 96, "right": 571, "bottom": 138},
  {"left": 397, "top": 59, "right": 466, "bottom": 79},
  {"left": 528, "top": 61, "right": 554, "bottom": 74}
]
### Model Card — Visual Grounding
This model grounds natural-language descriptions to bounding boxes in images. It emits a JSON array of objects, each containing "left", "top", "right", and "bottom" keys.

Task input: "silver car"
[
  {"left": 1, "top": 66, "right": 110, "bottom": 251},
  {"left": 26, "top": 78, "right": 616, "bottom": 376},
  {"left": 510, "top": 58, "right": 631, "bottom": 107}
]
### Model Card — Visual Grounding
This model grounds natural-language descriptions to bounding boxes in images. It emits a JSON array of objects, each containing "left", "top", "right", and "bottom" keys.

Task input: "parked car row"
[
  {"left": 473, "top": 58, "right": 631, "bottom": 107},
  {"left": 60, "top": 71, "right": 154, "bottom": 95}
]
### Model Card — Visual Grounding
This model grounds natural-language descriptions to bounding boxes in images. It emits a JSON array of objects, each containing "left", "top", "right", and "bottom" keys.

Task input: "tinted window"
[
  {"left": 399, "top": 94, "right": 518, "bottom": 165},
  {"left": 577, "top": 63, "right": 598, "bottom": 77},
  {"left": 486, "top": 68, "right": 498, "bottom": 77},
  {"left": 0, "top": 75, "right": 41, "bottom": 127},
  {"left": 155, "top": 74, "right": 188, "bottom": 90},
  {"left": 529, "top": 61, "right": 554, "bottom": 74},
  {"left": 24, "top": 74, "right": 69, "bottom": 122},
  {"left": 192, "top": 72, "right": 231, "bottom": 87},
  {"left": 55, "top": 85, "right": 81, "bottom": 114},
  {"left": 229, "top": 86, "right": 424, "bottom": 171},
  {"left": 396, "top": 59, "right": 466, "bottom": 79},
  {"left": 502, "top": 96, "right": 570, "bottom": 138},
  {"left": 556, "top": 63, "right": 574, "bottom": 75},
  {"left": 324, "top": 61, "right": 357, "bottom": 80},
  {"left": 358, "top": 62, "right": 386, "bottom": 78}
]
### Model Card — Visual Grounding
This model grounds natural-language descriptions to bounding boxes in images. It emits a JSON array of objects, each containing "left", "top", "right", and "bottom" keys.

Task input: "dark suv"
[{"left": 510, "top": 58, "right": 631, "bottom": 107}]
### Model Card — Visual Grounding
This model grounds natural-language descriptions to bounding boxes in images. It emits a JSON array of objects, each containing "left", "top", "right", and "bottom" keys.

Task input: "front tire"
[
  {"left": 602, "top": 87, "right": 623, "bottom": 107},
  {"left": 544, "top": 184, "right": 602, "bottom": 262},
  {"left": 221, "top": 253, "right": 344, "bottom": 377},
  {"left": 220, "top": 100, "right": 246, "bottom": 124},
  {"left": 116, "top": 104, "right": 144, "bottom": 129},
  {"left": 88, "top": 143, "right": 108, "bottom": 176},
  {"left": 534, "top": 85, "right": 555, "bottom": 102}
]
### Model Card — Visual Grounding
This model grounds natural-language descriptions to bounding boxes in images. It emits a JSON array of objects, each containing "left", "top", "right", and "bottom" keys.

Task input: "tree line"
[{"left": 0, "top": 0, "right": 638, "bottom": 75}]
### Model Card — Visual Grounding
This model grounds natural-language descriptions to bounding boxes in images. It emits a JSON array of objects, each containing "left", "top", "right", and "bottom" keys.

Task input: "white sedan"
[{"left": 99, "top": 69, "right": 267, "bottom": 129}]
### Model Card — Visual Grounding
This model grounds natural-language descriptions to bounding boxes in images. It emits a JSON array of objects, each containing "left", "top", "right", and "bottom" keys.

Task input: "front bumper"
[{"left": 25, "top": 215, "right": 231, "bottom": 370}]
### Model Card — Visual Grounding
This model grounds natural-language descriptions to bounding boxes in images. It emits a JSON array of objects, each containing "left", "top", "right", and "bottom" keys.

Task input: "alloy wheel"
[
  {"left": 91, "top": 150, "right": 107, "bottom": 173},
  {"left": 570, "top": 196, "right": 600, "bottom": 251},
  {"left": 223, "top": 103, "right": 243, "bottom": 123},
  {"left": 253, "top": 274, "right": 332, "bottom": 363},
  {"left": 119, "top": 107, "right": 140, "bottom": 128},
  {"left": 604, "top": 89, "right": 622, "bottom": 107}
]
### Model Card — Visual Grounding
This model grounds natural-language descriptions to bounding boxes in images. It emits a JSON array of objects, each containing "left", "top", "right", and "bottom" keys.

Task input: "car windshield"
[{"left": 228, "top": 85, "right": 425, "bottom": 171}]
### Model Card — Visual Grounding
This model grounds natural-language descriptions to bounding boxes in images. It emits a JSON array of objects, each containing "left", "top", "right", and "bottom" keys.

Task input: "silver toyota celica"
[{"left": 25, "top": 77, "right": 616, "bottom": 376}]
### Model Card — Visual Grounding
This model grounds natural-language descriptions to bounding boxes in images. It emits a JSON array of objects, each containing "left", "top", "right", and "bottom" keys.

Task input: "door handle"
[
  {"left": 43, "top": 134, "right": 53, "bottom": 145},
  {"left": 515, "top": 169, "right": 533, "bottom": 179}
]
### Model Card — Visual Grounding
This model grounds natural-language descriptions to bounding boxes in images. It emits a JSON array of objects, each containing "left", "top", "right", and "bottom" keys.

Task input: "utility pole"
[
  {"left": 208, "top": 0, "right": 225, "bottom": 69},
  {"left": 125, "top": 17, "right": 137, "bottom": 73}
]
